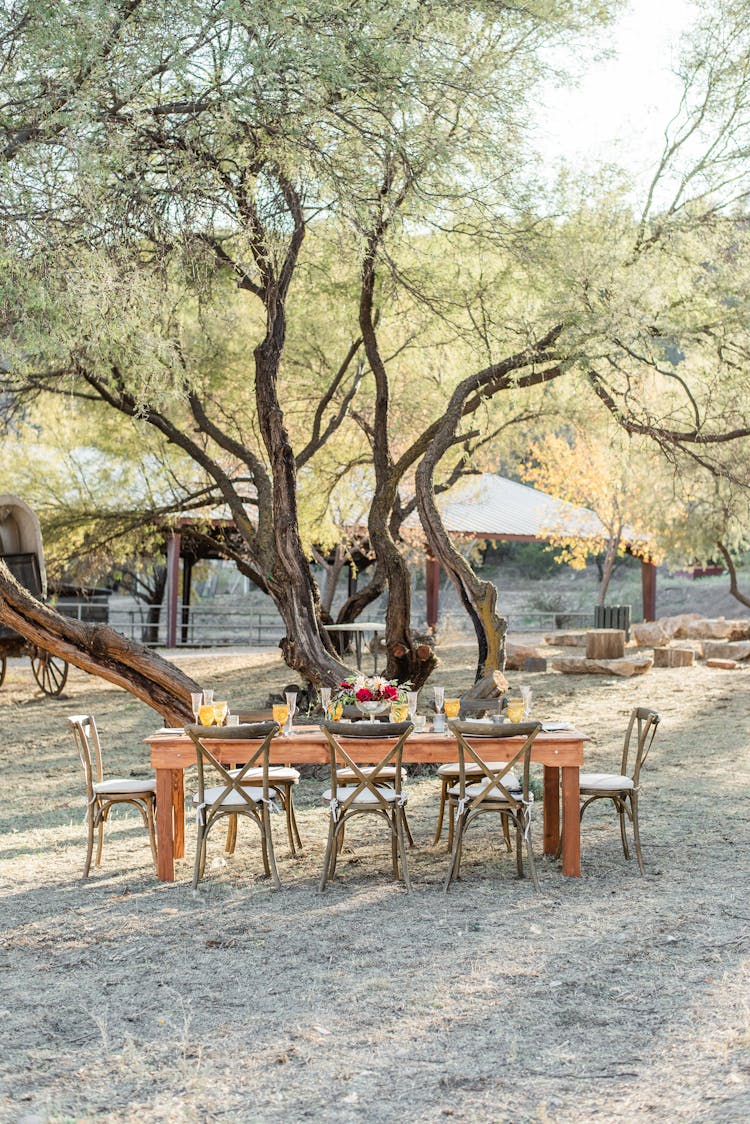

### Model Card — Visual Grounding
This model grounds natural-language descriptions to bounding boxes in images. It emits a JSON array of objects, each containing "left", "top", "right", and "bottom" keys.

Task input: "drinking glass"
[
  {"left": 406, "top": 691, "right": 419, "bottom": 721},
  {"left": 190, "top": 692, "right": 203, "bottom": 723},
  {"left": 272, "top": 703, "right": 289, "bottom": 730},
  {"left": 520, "top": 686, "right": 532, "bottom": 718},
  {"left": 433, "top": 686, "right": 444, "bottom": 713},
  {"left": 444, "top": 697, "right": 461, "bottom": 720},
  {"left": 198, "top": 702, "right": 215, "bottom": 725},
  {"left": 285, "top": 691, "right": 297, "bottom": 735},
  {"left": 320, "top": 687, "right": 332, "bottom": 714},
  {"left": 212, "top": 700, "right": 228, "bottom": 726},
  {"left": 202, "top": 688, "right": 214, "bottom": 707},
  {"left": 506, "top": 696, "right": 525, "bottom": 723},
  {"left": 390, "top": 700, "right": 409, "bottom": 722}
]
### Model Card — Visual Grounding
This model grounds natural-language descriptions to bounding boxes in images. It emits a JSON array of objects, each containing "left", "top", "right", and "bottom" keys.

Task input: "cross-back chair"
[
  {"left": 68, "top": 714, "right": 158, "bottom": 878},
  {"left": 571, "top": 707, "right": 660, "bottom": 874},
  {"left": 319, "top": 720, "right": 413, "bottom": 892},
  {"left": 445, "top": 720, "right": 542, "bottom": 892},
  {"left": 185, "top": 722, "right": 282, "bottom": 890}
]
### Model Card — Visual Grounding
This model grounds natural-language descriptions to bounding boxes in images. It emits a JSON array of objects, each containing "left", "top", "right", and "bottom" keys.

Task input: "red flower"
[
  {"left": 355, "top": 687, "right": 373, "bottom": 702},
  {"left": 383, "top": 684, "right": 398, "bottom": 700}
]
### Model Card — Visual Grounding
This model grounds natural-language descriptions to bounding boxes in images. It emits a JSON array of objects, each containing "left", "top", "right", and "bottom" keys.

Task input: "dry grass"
[{"left": 2, "top": 641, "right": 750, "bottom": 1123}]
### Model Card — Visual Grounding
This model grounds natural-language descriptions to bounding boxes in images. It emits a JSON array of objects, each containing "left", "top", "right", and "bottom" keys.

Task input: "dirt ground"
[{"left": 1, "top": 639, "right": 750, "bottom": 1123}]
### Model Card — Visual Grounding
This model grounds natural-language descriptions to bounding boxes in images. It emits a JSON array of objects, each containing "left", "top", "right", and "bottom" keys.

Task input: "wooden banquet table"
[{"left": 145, "top": 725, "right": 587, "bottom": 883}]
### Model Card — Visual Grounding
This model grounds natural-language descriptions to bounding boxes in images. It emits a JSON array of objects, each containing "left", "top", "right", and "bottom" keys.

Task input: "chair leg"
[
  {"left": 282, "top": 788, "right": 297, "bottom": 855},
  {"left": 259, "top": 820, "right": 271, "bottom": 877},
  {"left": 522, "top": 815, "right": 540, "bottom": 892},
  {"left": 502, "top": 812, "right": 512, "bottom": 853},
  {"left": 444, "top": 814, "right": 466, "bottom": 892},
  {"left": 95, "top": 810, "right": 105, "bottom": 868},
  {"left": 193, "top": 823, "right": 207, "bottom": 889},
  {"left": 403, "top": 808, "right": 415, "bottom": 849},
  {"left": 83, "top": 803, "right": 96, "bottom": 878},
  {"left": 433, "top": 779, "right": 448, "bottom": 845},
  {"left": 391, "top": 812, "right": 399, "bottom": 879},
  {"left": 262, "top": 804, "right": 281, "bottom": 890},
  {"left": 516, "top": 821, "right": 524, "bottom": 879},
  {"left": 329, "top": 820, "right": 344, "bottom": 881},
  {"left": 618, "top": 798, "right": 630, "bottom": 861},
  {"left": 319, "top": 817, "right": 337, "bottom": 892},
  {"left": 289, "top": 794, "right": 303, "bottom": 851},
  {"left": 395, "top": 806, "right": 412, "bottom": 892},
  {"left": 225, "top": 814, "right": 238, "bottom": 855},
  {"left": 145, "top": 798, "right": 159, "bottom": 873},
  {"left": 448, "top": 801, "right": 455, "bottom": 851},
  {"left": 631, "top": 794, "right": 645, "bottom": 875}
]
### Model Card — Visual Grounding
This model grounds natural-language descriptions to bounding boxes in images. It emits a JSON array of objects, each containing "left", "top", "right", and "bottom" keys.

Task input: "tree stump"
[
  {"left": 652, "top": 646, "right": 695, "bottom": 668},
  {"left": 585, "top": 629, "right": 625, "bottom": 660}
]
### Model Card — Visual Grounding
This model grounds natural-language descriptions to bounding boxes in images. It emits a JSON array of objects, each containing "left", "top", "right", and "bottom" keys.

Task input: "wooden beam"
[
  {"left": 641, "top": 559, "right": 657, "bottom": 621},
  {"left": 166, "top": 530, "right": 181, "bottom": 647}
]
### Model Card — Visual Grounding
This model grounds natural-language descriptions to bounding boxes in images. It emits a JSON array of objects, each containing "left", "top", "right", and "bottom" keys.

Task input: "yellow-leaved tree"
[{"left": 522, "top": 427, "right": 664, "bottom": 605}]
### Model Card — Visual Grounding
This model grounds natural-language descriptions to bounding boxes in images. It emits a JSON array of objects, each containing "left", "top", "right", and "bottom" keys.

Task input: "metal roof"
[{"left": 436, "top": 474, "right": 606, "bottom": 540}]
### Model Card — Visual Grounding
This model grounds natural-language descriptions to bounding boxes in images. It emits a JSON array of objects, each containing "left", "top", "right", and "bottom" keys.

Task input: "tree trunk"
[
  {"left": 716, "top": 541, "right": 750, "bottom": 608},
  {"left": 597, "top": 537, "right": 620, "bottom": 606},
  {"left": 414, "top": 413, "right": 507, "bottom": 682},
  {"left": 0, "top": 561, "right": 198, "bottom": 724}
]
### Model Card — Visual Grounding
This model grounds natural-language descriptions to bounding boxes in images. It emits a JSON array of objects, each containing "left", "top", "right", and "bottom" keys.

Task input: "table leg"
[
  {"left": 156, "top": 766, "right": 176, "bottom": 882},
  {"left": 560, "top": 765, "right": 581, "bottom": 877},
  {"left": 172, "top": 770, "right": 185, "bottom": 860},
  {"left": 373, "top": 630, "right": 379, "bottom": 674},
  {"left": 543, "top": 765, "right": 560, "bottom": 856},
  {"left": 355, "top": 630, "right": 362, "bottom": 669}
]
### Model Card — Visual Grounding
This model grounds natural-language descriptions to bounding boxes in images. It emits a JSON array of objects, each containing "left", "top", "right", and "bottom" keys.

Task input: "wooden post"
[
  {"left": 426, "top": 554, "right": 440, "bottom": 629},
  {"left": 166, "top": 530, "right": 181, "bottom": 649},
  {"left": 641, "top": 559, "right": 657, "bottom": 621},
  {"left": 181, "top": 556, "right": 193, "bottom": 645}
]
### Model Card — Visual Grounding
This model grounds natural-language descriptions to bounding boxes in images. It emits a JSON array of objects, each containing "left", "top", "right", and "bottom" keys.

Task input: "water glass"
[
  {"left": 190, "top": 692, "right": 202, "bottom": 723},
  {"left": 433, "top": 712, "right": 446, "bottom": 734},
  {"left": 202, "top": 688, "right": 214, "bottom": 706},
  {"left": 320, "top": 687, "right": 332, "bottom": 714},
  {"left": 433, "top": 686, "right": 445, "bottom": 713},
  {"left": 406, "top": 691, "right": 419, "bottom": 720},
  {"left": 285, "top": 691, "right": 297, "bottom": 735}
]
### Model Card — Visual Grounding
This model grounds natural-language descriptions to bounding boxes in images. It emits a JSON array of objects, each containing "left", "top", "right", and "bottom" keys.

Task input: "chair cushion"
[
  {"left": 438, "top": 761, "right": 509, "bottom": 778},
  {"left": 228, "top": 767, "right": 299, "bottom": 783},
  {"left": 447, "top": 780, "right": 527, "bottom": 803},
  {"left": 322, "top": 785, "right": 407, "bottom": 806},
  {"left": 579, "top": 773, "right": 634, "bottom": 792},
  {"left": 336, "top": 765, "right": 407, "bottom": 782},
  {"left": 192, "top": 785, "right": 269, "bottom": 807},
  {"left": 93, "top": 778, "right": 157, "bottom": 796}
]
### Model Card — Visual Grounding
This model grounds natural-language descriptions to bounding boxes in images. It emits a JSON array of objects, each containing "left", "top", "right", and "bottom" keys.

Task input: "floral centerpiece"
[{"left": 336, "top": 674, "right": 406, "bottom": 716}]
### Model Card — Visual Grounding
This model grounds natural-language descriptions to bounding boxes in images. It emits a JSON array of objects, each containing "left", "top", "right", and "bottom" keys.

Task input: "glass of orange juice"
[
  {"left": 272, "top": 703, "right": 289, "bottom": 731},
  {"left": 444, "top": 697, "right": 461, "bottom": 720},
  {"left": 198, "top": 702, "right": 215, "bottom": 725},
  {"left": 390, "top": 700, "right": 409, "bottom": 722},
  {"left": 506, "top": 697, "right": 525, "bottom": 723},
  {"left": 212, "top": 700, "right": 228, "bottom": 726}
]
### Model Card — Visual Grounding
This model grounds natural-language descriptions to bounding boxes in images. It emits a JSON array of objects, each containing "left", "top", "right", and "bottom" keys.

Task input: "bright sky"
[{"left": 536, "top": 0, "right": 699, "bottom": 182}]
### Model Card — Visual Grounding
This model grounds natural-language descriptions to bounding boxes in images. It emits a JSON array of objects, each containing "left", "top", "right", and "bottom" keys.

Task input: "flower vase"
[{"left": 356, "top": 699, "right": 390, "bottom": 718}]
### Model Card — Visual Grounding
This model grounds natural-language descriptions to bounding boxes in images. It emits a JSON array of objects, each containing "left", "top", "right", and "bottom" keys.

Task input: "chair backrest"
[
  {"left": 68, "top": 714, "right": 103, "bottom": 800},
  {"left": 622, "top": 707, "right": 660, "bottom": 785},
  {"left": 320, "top": 721, "right": 413, "bottom": 814},
  {"left": 185, "top": 722, "right": 280, "bottom": 818},
  {"left": 448, "top": 720, "right": 542, "bottom": 811}
]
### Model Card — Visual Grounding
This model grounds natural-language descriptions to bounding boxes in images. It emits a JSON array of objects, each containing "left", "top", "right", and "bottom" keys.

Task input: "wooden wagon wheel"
[
  {"left": 0, "top": 656, "right": 6, "bottom": 689},
  {"left": 30, "top": 648, "right": 69, "bottom": 696}
]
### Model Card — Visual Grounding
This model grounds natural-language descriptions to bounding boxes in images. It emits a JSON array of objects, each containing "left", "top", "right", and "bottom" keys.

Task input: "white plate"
[
  {"left": 155, "top": 727, "right": 185, "bottom": 734},
  {"left": 541, "top": 722, "right": 574, "bottom": 732}
]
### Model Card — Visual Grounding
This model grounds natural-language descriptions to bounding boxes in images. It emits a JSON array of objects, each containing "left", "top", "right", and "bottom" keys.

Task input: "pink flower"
[
  {"left": 383, "top": 684, "right": 398, "bottom": 700},
  {"left": 355, "top": 687, "right": 373, "bottom": 702}
]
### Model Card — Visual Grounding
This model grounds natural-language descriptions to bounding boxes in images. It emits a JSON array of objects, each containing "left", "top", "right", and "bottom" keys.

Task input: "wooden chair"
[
  {"left": 445, "top": 720, "right": 542, "bottom": 892},
  {"left": 68, "top": 714, "right": 157, "bottom": 878},
  {"left": 225, "top": 765, "right": 303, "bottom": 855},
  {"left": 185, "top": 722, "right": 282, "bottom": 890},
  {"left": 433, "top": 757, "right": 512, "bottom": 852},
  {"left": 319, "top": 720, "right": 413, "bottom": 892},
  {"left": 570, "top": 707, "right": 660, "bottom": 874}
]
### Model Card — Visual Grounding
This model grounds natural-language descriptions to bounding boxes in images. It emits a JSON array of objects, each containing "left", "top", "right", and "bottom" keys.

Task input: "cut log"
[
  {"left": 652, "top": 646, "right": 695, "bottom": 668},
  {"left": 463, "top": 669, "right": 510, "bottom": 699},
  {"left": 505, "top": 641, "right": 545, "bottom": 671},
  {"left": 585, "top": 629, "right": 626, "bottom": 660},
  {"left": 706, "top": 658, "right": 742, "bottom": 669},
  {"left": 702, "top": 640, "right": 750, "bottom": 661},
  {"left": 543, "top": 631, "right": 588, "bottom": 647},
  {"left": 552, "top": 656, "right": 652, "bottom": 677}
]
